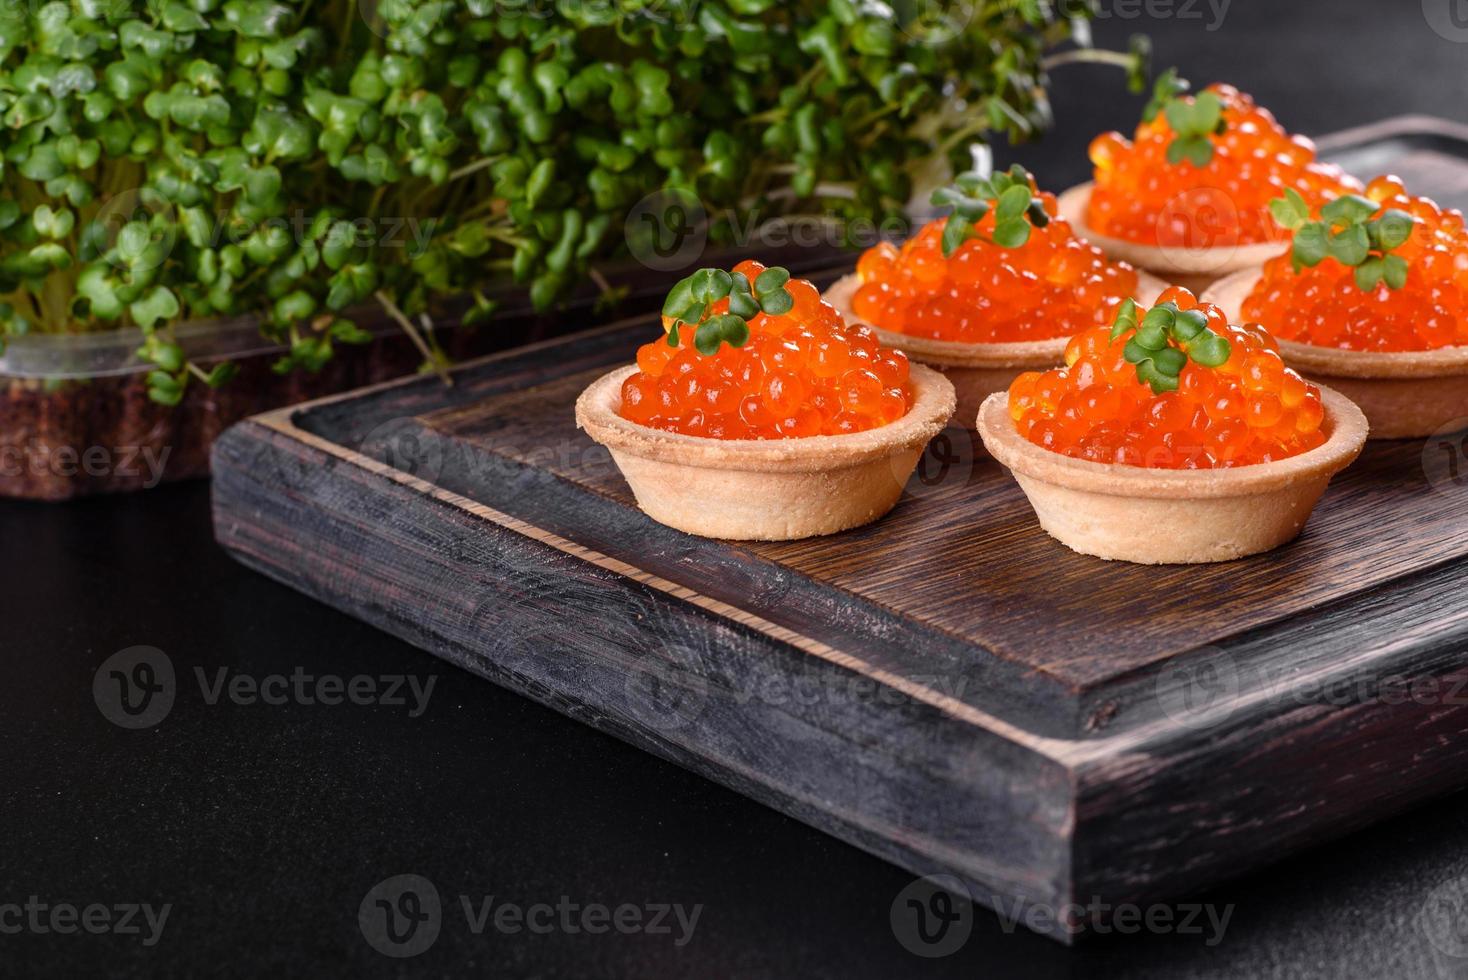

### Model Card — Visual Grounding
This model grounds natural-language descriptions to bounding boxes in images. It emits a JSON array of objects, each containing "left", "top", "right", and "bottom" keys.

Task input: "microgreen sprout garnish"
[
  {"left": 1142, "top": 69, "right": 1225, "bottom": 168},
  {"left": 929, "top": 164, "right": 1051, "bottom": 257},
  {"left": 1269, "top": 188, "right": 1416, "bottom": 291},
  {"left": 660, "top": 267, "right": 795, "bottom": 355},
  {"left": 1109, "top": 298, "right": 1231, "bottom": 393}
]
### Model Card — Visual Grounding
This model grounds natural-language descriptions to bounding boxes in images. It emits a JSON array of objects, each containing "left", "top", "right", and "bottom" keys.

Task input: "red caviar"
[
  {"left": 1243, "top": 175, "right": 1468, "bottom": 351},
  {"left": 1008, "top": 287, "right": 1327, "bottom": 468},
  {"left": 1088, "top": 84, "right": 1357, "bottom": 248},
  {"left": 619, "top": 261, "right": 913, "bottom": 438},
  {"left": 850, "top": 195, "right": 1138, "bottom": 343}
]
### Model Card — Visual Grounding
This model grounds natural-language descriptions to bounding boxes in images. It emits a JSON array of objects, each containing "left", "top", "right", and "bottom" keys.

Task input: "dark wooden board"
[
  {"left": 211, "top": 118, "right": 1468, "bottom": 943},
  {"left": 429, "top": 364, "right": 1468, "bottom": 685}
]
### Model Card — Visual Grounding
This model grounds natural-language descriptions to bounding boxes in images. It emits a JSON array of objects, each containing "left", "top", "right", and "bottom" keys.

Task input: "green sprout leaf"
[
  {"left": 1327, "top": 224, "right": 1370, "bottom": 266},
  {"left": 1292, "top": 223, "right": 1331, "bottom": 269},
  {"left": 1319, "top": 194, "right": 1378, "bottom": 226},
  {"left": 693, "top": 313, "right": 749, "bottom": 355},
  {"left": 1141, "top": 68, "right": 1188, "bottom": 124},
  {"left": 659, "top": 266, "right": 794, "bottom": 358},
  {"left": 203, "top": 362, "right": 240, "bottom": 387},
  {"left": 1375, "top": 209, "right": 1415, "bottom": 250},
  {"left": 1354, "top": 256, "right": 1384, "bottom": 292},
  {"left": 1109, "top": 298, "right": 1138, "bottom": 340},
  {"left": 1154, "top": 75, "right": 1222, "bottom": 167},
  {"left": 932, "top": 166, "right": 1048, "bottom": 257},
  {"left": 753, "top": 267, "right": 790, "bottom": 296},
  {"left": 1268, "top": 189, "right": 1310, "bottom": 230},
  {"left": 1280, "top": 189, "right": 1417, "bottom": 291},
  {"left": 1114, "top": 299, "right": 1232, "bottom": 393},
  {"left": 758, "top": 289, "right": 794, "bottom": 316},
  {"left": 941, "top": 215, "right": 973, "bottom": 256},
  {"left": 1383, "top": 253, "right": 1409, "bottom": 290}
]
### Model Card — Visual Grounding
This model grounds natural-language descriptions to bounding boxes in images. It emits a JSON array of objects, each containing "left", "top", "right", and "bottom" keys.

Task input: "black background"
[{"left": 7, "top": 2, "right": 1468, "bottom": 977}]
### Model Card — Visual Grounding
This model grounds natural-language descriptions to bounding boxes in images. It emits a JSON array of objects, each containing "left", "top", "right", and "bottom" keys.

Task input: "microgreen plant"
[
  {"left": 0, "top": 0, "right": 1141, "bottom": 405},
  {"left": 930, "top": 164, "right": 1051, "bottom": 257},
  {"left": 1110, "top": 298, "right": 1231, "bottom": 393},
  {"left": 661, "top": 267, "right": 794, "bottom": 355},
  {"left": 1141, "top": 69, "right": 1225, "bottom": 168},
  {"left": 1269, "top": 188, "right": 1416, "bottom": 291}
]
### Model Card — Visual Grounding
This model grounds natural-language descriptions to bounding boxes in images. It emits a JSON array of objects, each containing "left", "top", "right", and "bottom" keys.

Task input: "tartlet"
[
  {"left": 977, "top": 287, "right": 1367, "bottom": 563},
  {"left": 1206, "top": 268, "right": 1468, "bottom": 439},
  {"left": 825, "top": 165, "right": 1170, "bottom": 424},
  {"left": 578, "top": 362, "right": 953, "bottom": 540},
  {"left": 576, "top": 262, "right": 956, "bottom": 540},
  {"left": 1062, "top": 75, "right": 1357, "bottom": 293},
  {"left": 1202, "top": 175, "right": 1468, "bottom": 438}
]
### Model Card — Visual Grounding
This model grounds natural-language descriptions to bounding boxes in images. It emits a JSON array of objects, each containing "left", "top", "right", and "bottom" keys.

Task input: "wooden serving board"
[{"left": 212, "top": 119, "right": 1468, "bottom": 943}]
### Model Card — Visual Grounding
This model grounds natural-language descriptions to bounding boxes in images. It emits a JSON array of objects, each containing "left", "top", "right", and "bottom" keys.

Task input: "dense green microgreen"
[
  {"left": 1140, "top": 69, "right": 1224, "bottom": 168},
  {"left": 661, "top": 266, "right": 793, "bottom": 355},
  {"left": 1269, "top": 188, "right": 1416, "bottom": 291},
  {"left": 1110, "top": 298, "right": 1231, "bottom": 393},
  {"left": 0, "top": 0, "right": 1139, "bottom": 404},
  {"left": 929, "top": 164, "right": 1051, "bottom": 257}
]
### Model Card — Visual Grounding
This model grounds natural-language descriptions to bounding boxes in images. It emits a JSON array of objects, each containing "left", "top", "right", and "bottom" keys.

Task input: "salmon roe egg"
[
  {"left": 851, "top": 191, "right": 1139, "bottom": 343},
  {"left": 1008, "top": 287, "right": 1327, "bottom": 468},
  {"left": 1087, "top": 83, "right": 1359, "bottom": 248},
  {"left": 1242, "top": 175, "right": 1468, "bottom": 351},
  {"left": 618, "top": 261, "right": 913, "bottom": 439}
]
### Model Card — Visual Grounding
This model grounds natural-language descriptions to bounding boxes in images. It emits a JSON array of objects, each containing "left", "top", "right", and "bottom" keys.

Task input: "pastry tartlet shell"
[
  {"left": 976, "top": 385, "right": 1368, "bottom": 564},
  {"left": 1204, "top": 267, "right": 1468, "bottom": 439},
  {"left": 576, "top": 363, "right": 956, "bottom": 540},
  {"left": 824, "top": 269, "right": 1170, "bottom": 427},
  {"left": 1058, "top": 182, "right": 1287, "bottom": 295}
]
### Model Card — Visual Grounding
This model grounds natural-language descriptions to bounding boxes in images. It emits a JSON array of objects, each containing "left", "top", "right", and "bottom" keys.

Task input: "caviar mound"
[
  {"left": 849, "top": 199, "right": 1139, "bottom": 344},
  {"left": 1008, "top": 287, "right": 1328, "bottom": 468},
  {"left": 1242, "top": 175, "right": 1468, "bottom": 352},
  {"left": 618, "top": 260, "right": 913, "bottom": 439},
  {"left": 1087, "top": 83, "right": 1357, "bottom": 249}
]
